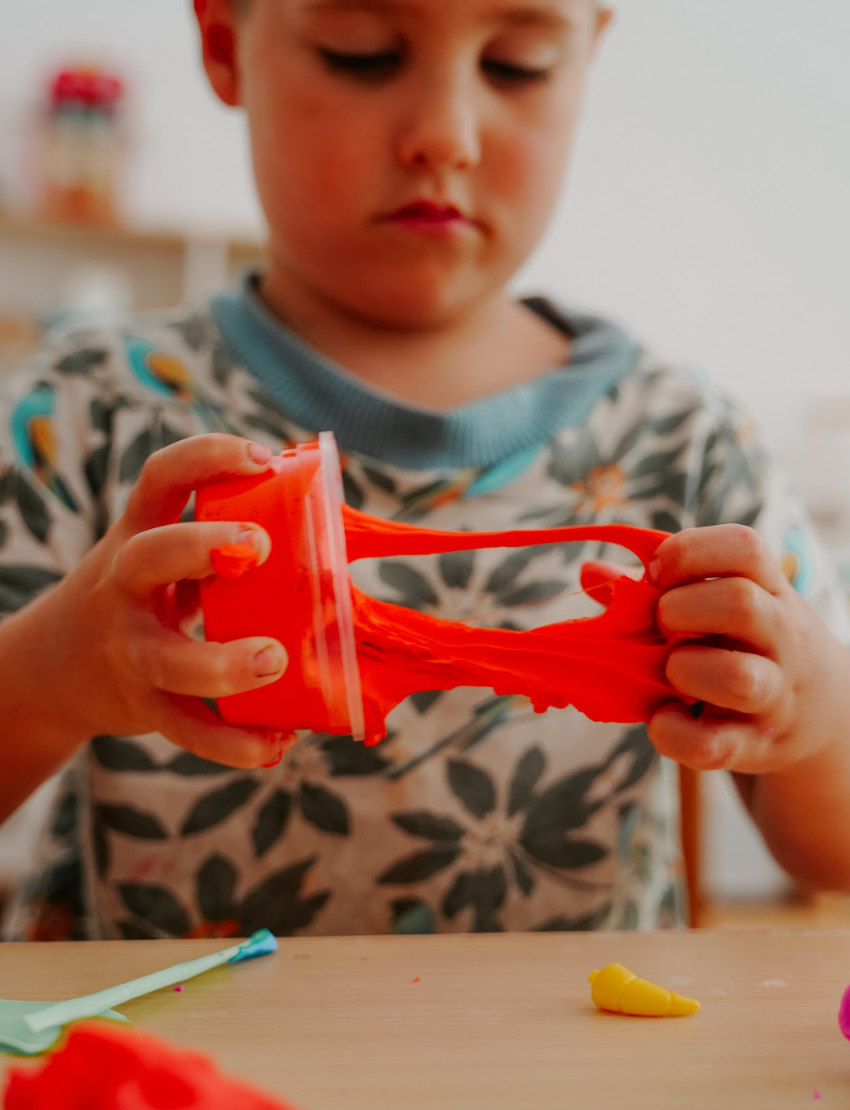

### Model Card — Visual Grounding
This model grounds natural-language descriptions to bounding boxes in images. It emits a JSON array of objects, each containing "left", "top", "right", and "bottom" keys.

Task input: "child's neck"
[{"left": 258, "top": 275, "right": 570, "bottom": 411}]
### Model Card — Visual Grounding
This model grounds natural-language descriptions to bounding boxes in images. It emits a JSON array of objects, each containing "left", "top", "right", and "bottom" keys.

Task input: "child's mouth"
[{"left": 382, "top": 200, "right": 475, "bottom": 235}]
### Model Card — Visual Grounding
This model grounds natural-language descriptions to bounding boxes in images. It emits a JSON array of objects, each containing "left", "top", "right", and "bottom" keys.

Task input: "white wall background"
[{"left": 2, "top": 1, "right": 849, "bottom": 900}]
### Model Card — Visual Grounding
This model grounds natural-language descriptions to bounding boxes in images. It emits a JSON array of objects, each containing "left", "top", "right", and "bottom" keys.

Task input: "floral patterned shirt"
[{"left": 0, "top": 287, "right": 845, "bottom": 942}]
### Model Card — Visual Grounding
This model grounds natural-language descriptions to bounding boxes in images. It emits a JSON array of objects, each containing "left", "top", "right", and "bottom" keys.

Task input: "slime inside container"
[{"left": 196, "top": 433, "right": 679, "bottom": 746}]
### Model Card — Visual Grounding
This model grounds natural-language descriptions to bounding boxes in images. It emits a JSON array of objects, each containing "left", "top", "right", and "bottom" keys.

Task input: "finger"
[
  {"left": 650, "top": 524, "right": 785, "bottom": 594},
  {"left": 133, "top": 629, "right": 288, "bottom": 698},
  {"left": 123, "top": 434, "right": 273, "bottom": 532},
  {"left": 657, "top": 576, "right": 779, "bottom": 653},
  {"left": 666, "top": 644, "right": 783, "bottom": 714},
  {"left": 114, "top": 521, "right": 271, "bottom": 598},
  {"left": 648, "top": 701, "right": 779, "bottom": 774},
  {"left": 153, "top": 693, "right": 298, "bottom": 770}
]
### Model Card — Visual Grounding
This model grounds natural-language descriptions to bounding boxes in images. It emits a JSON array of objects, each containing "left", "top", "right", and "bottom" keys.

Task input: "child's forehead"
[{"left": 289, "top": 0, "right": 595, "bottom": 24}]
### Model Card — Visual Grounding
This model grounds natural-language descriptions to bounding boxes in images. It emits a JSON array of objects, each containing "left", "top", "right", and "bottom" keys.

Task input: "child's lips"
[{"left": 381, "top": 200, "right": 479, "bottom": 235}]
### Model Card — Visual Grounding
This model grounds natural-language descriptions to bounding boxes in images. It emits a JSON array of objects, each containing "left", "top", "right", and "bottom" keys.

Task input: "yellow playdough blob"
[{"left": 588, "top": 964, "right": 700, "bottom": 1017}]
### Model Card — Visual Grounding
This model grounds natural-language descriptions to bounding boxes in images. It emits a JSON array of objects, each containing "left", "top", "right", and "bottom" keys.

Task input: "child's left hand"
[{"left": 647, "top": 523, "right": 850, "bottom": 775}]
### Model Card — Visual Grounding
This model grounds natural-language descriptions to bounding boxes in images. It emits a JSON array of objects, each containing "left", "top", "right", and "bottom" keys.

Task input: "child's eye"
[
  {"left": 482, "top": 59, "right": 551, "bottom": 86},
  {"left": 319, "top": 49, "right": 403, "bottom": 80}
]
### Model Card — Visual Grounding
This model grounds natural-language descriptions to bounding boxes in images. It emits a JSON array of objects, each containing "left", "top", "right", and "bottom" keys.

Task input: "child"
[{"left": 1, "top": 0, "right": 850, "bottom": 941}]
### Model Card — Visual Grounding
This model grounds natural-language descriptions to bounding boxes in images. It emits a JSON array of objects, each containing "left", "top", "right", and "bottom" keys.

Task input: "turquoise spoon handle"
[{"left": 26, "top": 929, "right": 277, "bottom": 1034}]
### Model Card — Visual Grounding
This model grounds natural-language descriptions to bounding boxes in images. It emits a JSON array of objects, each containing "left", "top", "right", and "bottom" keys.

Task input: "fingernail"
[
  {"left": 262, "top": 750, "right": 284, "bottom": 768},
  {"left": 247, "top": 441, "right": 272, "bottom": 465},
  {"left": 253, "top": 644, "right": 286, "bottom": 678},
  {"left": 647, "top": 558, "right": 660, "bottom": 584}
]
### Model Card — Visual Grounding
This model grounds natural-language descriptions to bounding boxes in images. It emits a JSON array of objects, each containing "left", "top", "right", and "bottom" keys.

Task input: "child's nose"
[{"left": 395, "top": 73, "right": 482, "bottom": 173}]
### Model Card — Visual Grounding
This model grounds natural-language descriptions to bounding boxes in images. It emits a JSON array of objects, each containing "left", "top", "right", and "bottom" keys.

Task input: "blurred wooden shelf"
[{"left": 0, "top": 210, "right": 266, "bottom": 319}]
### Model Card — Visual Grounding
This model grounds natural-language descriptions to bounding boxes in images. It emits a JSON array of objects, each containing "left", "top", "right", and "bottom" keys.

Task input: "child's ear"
[{"left": 194, "top": 0, "right": 243, "bottom": 107}]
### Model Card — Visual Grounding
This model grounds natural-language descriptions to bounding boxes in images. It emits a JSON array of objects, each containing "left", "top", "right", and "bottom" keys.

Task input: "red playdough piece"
[
  {"left": 3, "top": 1022, "right": 297, "bottom": 1110},
  {"left": 197, "top": 438, "right": 688, "bottom": 745},
  {"left": 839, "top": 981, "right": 850, "bottom": 1041}
]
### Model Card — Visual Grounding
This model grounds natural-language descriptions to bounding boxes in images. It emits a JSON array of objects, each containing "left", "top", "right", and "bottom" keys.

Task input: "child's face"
[{"left": 209, "top": 0, "right": 610, "bottom": 328}]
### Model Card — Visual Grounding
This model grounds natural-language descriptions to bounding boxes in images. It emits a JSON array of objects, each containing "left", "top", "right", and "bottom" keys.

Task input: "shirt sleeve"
[{"left": 693, "top": 390, "right": 850, "bottom": 645}]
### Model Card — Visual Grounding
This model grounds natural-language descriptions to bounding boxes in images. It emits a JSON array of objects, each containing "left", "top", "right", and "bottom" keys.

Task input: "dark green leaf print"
[
  {"left": 16, "top": 479, "right": 52, "bottom": 543},
  {"left": 244, "top": 412, "right": 290, "bottom": 441},
  {"left": 629, "top": 448, "right": 683, "bottom": 482},
  {"left": 520, "top": 767, "right": 603, "bottom": 864},
  {"left": 528, "top": 838, "right": 607, "bottom": 870},
  {"left": 212, "top": 340, "right": 237, "bottom": 386},
  {"left": 197, "top": 854, "right": 238, "bottom": 922},
  {"left": 441, "top": 870, "right": 476, "bottom": 918},
  {"left": 97, "top": 804, "right": 168, "bottom": 840},
  {"left": 443, "top": 866, "right": 507, "bottom": 932},
  {"left": 361, "top": 466, "right": 397, "bottom": 495},
  {"left": 447, "top": 759, "right": 496, "bottom": 819},
  {"left": 378, "top": 562, "right": 437, "bottom": 610},
  {"left": 392, "top": 812, "right": 465, "bottom": 842},
  {"left": 84, "top": 444, "right": 110, "bottom": 499},
  {"left": 651, "top": 510, "right": 682, "bottom": 534},
  {"left": 321, "top": 734, "right": 391, "bottom": 775},
  {"left": 118, "top": 882, "right": 191, "bottom": 937},
  {"left": 90, "top": 397, "right": 113, "bottom": 432},
  {"left": 252, "top": 789, "right": 293, "bottom": 857},
  {"left": 170, "top": 314, "right": 207, "bottom": 351},
  {"left": 607, "top": 725, "right": 656, "bottom": 794},
  {"left": 342, "top": 469, "right": 364, "bottom": 511},
  {"left": 408, "top": 690, "right": 443, "bottom": 715},
  {"left": 378, "top": 846, "right": 461, "bottom": 884},
  {"left": 51, "top": 793, "right": 78, "bottom": 838},
  {"left": 0, "top": 566, "right": 63, "bottom": 614},
  {"left": 507, "top": 747, "right": 546, "bottom": 816},
  {"left": 56, "top": 348, "right": 108, "bottom": 375},
  {"left": 533, "top": 902, "right": 612, "bottom": 932},
  {"left": 630, "top": 470, "right": 688, "bottom": 505},
  {"left": 93, "top": 735, "right": 158, "bottom": 773},
  {"left": 118, "top": 920, "right": 158, "bottom": 940},
  {"left": 0, "top": 469, "right": 15, "bottom": 504},
  {"left": 651, "top": 410, "right": 694, "bottom": 437},
  {"left": 485, "top": 547, "right": 544, "bottom": 596},
  {"left": 119, "top": 428, "right": 154, "bottom": 484},
  {"left": 498, "top": 580, "right": 565, "bottom": 608},
  {"left": 390, "top": 898, "right": 437, "bottom": 935},
  {"left": 180, "top": 777, "right": 261, "bottom": 835},
  {"left": 239, "top": 857, "right": 330, "bottom": 936},
  {"left": 93, "top": 810, "right": 110, "bottom": 878},
  {"left": 299, "top": 782, "right": 350, "bottom": 836},
  {"left": 510, "top": 851, "right": 535, "bottom": 896},
  {"left": 439, "top": 549, "right": 475, "bottom": 590},
  {"left": 168, "top": 752, "right": 230, "bottom": 776}
]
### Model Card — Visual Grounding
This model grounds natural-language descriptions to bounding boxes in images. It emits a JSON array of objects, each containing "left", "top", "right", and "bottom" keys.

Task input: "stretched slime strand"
[{"left": 198, "top": 434, "right": 679, "bottom": 745}]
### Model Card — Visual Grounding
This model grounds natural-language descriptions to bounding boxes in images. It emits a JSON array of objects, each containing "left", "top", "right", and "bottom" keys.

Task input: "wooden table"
[{"left": 2, "top": 930, "right": 849, "bottom": 1109}]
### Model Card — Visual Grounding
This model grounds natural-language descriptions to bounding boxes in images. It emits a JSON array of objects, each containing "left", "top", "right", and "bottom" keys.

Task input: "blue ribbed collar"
[{"left": 210, "top": 274, "right": 640, "bottom": 470}]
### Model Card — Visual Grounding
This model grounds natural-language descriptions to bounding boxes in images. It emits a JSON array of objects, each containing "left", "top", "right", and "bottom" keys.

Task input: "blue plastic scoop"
[{"left": 0, "top": 928, "right": 277, "bottom": 1056}]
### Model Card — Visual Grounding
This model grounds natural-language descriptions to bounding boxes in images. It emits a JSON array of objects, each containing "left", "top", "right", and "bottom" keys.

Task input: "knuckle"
[{"left": 723, "top": 654, "right": 767, "bottom": 705}]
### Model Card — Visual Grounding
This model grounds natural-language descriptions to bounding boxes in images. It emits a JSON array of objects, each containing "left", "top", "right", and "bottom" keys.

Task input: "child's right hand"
[{"left": 32, "top": 434, "right": 292, "bottom": 769}]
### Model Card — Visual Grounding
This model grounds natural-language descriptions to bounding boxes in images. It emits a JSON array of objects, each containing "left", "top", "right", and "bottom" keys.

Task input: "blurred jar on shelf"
[{"left": 38, "top": 64, "right": 125, "bottom": 226}]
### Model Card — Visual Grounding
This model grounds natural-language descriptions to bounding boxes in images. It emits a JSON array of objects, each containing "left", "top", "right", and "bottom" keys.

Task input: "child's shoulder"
[{"left": 6, "top": 301, "right": 228, "bottom": 406}]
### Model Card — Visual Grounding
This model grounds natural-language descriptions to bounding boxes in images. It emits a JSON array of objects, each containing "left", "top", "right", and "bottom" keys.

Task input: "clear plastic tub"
[{"left": 196, "top": 432, "right": 365, "bottom": 740}]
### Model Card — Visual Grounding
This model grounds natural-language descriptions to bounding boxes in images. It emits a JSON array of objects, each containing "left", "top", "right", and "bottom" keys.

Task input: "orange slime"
[
  {"left": 341, "top": 507, "right": 674, "bottom": 745},
  {"left": 199, "top": 440, "right": 681, "bottom": 746}
]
